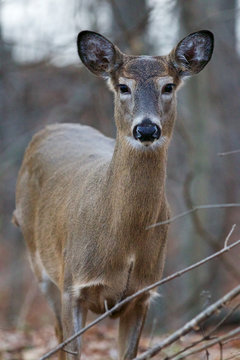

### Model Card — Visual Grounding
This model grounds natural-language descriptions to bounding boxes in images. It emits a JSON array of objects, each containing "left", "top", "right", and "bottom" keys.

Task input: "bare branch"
[
  {"left": 134, "top": 287, "right": 240, "bottom": 360},
  {"left": 63, "top": 348, "right": 78, "bottom": 356},
  {"left": 104, "top": 300, "right": 109, "bottom": 312},
  {"left": 171, "top": 327, "right": 240, "bottom": 360},
  {"left": 218, "top": 149, "right": 240, "bottom": 156},
  {"left": 224, "top": 351, "right": 240, "bottom": 360},
  {"left": 39, "top": 238, "right": 240, "bottom": 360},
  {"left": 146, "top": 203, "right": 240, "bottom": 229},
  {"left": 182, "top": 171, "right": 240, "bottom": 280},
  {"left": 224, "top": 224, "right": 236, "bottom": 247},
  {"left": 222, "top": 334, "right": 240, "bottom": 345},
  {"left": 165, "top": 303, "right": 240, "bottom": 360},
  {"left": 219, "top": 342, "right": 223, "bottom": 360}
]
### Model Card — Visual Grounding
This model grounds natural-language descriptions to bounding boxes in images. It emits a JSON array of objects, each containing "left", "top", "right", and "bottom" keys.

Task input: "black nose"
[{"left": 133, "top": 119, "right": 161, "bottom": 143}]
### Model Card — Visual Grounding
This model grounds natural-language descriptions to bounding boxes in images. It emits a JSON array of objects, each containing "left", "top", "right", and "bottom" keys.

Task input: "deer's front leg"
[
  {"left": 118, "top": 294, "right": 149, "bottom": 360},
  {"left": 61, "top": 291, "right": 88, "bottom": 359}
]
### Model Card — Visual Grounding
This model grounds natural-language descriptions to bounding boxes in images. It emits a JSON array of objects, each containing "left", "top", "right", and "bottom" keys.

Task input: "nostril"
[
  {"left": 135, "top": 126, "right": 142, "bottom": 139},
  {"left": 153, "top": 125, "right": 161, "bottom": 139},
  {"left": 133, "top": 125, "right": 142, "bottom": 140}
]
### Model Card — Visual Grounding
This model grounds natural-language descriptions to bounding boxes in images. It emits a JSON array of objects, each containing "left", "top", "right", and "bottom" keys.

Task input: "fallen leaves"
[{"left": 1, "top": 324, "right": 240, "bottom": 360}]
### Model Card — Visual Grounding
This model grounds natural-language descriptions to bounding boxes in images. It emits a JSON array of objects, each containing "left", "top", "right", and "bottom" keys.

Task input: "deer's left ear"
[{"left": 171, "top": 30, "right": 214, "bottom": 77}]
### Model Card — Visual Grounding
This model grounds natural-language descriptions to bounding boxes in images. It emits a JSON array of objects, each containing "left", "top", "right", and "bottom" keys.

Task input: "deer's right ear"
[{"left": 77, "top": 31, "right": 123, "bottom": 78}]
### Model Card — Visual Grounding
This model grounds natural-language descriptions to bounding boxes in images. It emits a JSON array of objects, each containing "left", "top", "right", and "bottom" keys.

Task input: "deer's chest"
[{"left": 72, "top": 251, "right": 160, "bottom": 315}]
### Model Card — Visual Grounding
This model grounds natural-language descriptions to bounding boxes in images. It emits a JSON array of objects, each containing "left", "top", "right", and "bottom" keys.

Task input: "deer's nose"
[{"left": 133, "top": 119, "right": 161, "bottom": 143}]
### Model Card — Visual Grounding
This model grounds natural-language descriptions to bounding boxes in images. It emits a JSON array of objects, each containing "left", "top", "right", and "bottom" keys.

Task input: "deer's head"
[{"left": 77, "top": 30, "right": 214, "bottom": 150}]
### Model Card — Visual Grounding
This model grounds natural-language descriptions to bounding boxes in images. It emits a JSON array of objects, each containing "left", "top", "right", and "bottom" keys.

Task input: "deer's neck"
[{"left": 106, "top": 134, "right": 168, "bottom": 234}]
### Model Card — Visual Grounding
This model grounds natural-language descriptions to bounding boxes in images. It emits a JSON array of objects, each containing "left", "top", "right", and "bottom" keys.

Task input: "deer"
[{"left": 13, "top": 30, "right": 214, "bottom": 359}]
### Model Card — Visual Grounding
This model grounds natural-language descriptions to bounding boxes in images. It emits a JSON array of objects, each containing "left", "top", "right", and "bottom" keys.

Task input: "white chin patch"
[{"left": 126, "top": 136, "right": 168, "bottom": 150}]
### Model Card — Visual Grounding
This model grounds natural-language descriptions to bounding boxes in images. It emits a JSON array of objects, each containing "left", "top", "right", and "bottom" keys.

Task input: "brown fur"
[{"left": 14, "top": 30, "right": 214, "bottom": 359}]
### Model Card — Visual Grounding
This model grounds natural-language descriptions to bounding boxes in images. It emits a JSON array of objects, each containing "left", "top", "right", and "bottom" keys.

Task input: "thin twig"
[
  {"left": 104, "top": 300, "right": 108, "bottom": 312},
  {"left": 218, "top": 149, "right": 240, "bottom": 156},
  {"left": 205, "top": 303, "right": 240, "bottom": 339},
  {"left": 224, "top": 351, "right": 240, "bottom": 360},
  {"left": 39, "top": 238, "right": 240, "bottom": 360},
  {"left": 165, "top": 303, "right": 240, "bottom": 360},
  {"left": 223, "top": 334, "right": 240, "bottom": 345},
  {"left": 182, "top": 171, "right": 240, "bottom": 280},
  {"left": 170, "top": 327, "right": 240, "bottom": 360},
  {"left": 146, "top": 203, "right": 240, "bottom": 229},
  {"left": 219, "top": 342, "right": 223, "bottom": 360},
  {"left": 224, "top": 224, "right": 236, "bottom": 247},
  {"left": 63, "top": 348, "right": 78, "bottom": 356},
  {"left": 134, "top": 288, "right": 240, "bottom": 360}
]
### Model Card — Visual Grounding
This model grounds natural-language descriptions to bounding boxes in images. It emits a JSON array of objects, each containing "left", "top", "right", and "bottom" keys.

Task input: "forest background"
[{"left": 1, "top": 0, "right": 240, "bottom": 359}]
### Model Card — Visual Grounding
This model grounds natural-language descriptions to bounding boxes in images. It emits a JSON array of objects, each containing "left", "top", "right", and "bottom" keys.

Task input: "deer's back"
[
  {"left": 14, "top": 123, "right": 115, "bottom": 285},
  {"left": 20, "top": 123, "right": 115, "bottom": 174}
]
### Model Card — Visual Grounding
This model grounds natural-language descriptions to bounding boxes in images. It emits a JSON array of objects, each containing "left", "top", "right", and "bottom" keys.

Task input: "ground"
[{"left": 1, "top": 323, "right": 240, "bottom": 360}]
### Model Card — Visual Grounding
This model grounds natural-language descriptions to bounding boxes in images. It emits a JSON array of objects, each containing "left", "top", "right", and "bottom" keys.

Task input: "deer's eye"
[
  {"left": 118, "top": 84, "right": 131, "bottom": 94},
  {"left": 162, "top": 83, "right": 176, "bottom": 94}
]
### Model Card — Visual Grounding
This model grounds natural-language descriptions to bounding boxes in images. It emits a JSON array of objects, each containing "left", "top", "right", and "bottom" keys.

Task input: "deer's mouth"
[{"left": 126, "top": 135, "right": 168, "bottom": 151}]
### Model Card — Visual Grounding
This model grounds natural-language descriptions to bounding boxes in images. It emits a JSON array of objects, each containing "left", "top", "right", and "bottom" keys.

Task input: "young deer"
[{"left": 13, "top": 30, "right": 214, "bottom": 359}]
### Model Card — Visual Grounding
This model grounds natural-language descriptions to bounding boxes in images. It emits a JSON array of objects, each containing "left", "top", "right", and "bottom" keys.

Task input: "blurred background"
[{"left": 0, "top": 0, "right": 240, "bottom": 346}]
